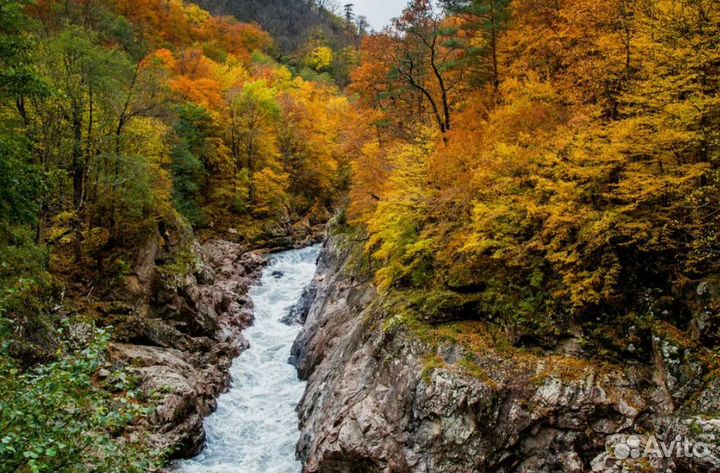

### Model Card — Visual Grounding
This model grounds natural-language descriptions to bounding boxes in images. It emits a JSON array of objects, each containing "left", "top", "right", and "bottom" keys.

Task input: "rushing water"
[{"left": 175, "top": 245, "right": 320, "bottom": 473}]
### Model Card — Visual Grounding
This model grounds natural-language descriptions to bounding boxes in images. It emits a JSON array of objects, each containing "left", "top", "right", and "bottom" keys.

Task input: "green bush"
[
  {"left": 0, "top": 136, "right": 43, "bottom": 229},
  {"left": 0, "top": 322, "right": 165, "bottom": 473}
]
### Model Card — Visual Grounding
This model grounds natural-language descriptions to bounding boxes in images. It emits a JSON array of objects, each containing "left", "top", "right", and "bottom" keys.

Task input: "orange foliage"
[
  {"left": 169, "top": 76, "right": 224, "bottom": 109},
  {"left": 114, "top": 0, "right": 202, "bottom": 45},
  {"left": 143, "top": 48, "right": 177, "bottom": 72},
  {"left": 350, "top": 0, "right": 720, "bottom": 336},
  {"left": 201, "top": 17, "right": 273, "bottom": 62}
]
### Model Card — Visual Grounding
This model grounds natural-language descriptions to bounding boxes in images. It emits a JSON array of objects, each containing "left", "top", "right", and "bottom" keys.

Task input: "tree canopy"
[{"left": 349, "top": 0, "right": 720, "bottom": 343}]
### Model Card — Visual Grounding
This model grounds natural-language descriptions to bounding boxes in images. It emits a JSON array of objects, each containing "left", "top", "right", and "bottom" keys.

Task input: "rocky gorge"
[
  {"left": 102, "top": 221, "right": 265, "bottom": 458},
  {"left": 109, "top": 222, "right": 720, "bottom": 473},
  {"left": 290, "top": 231, "right": 720, "bottom": 473}
]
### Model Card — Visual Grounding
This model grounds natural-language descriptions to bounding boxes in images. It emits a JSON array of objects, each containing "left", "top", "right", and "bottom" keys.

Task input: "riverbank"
[
  {"left": 292, "top": 229, "right": 720, "bottom": 473},
  {"left": 176, "top": 245, "right": 320, "bottom": 472},
  {"left": 109, "top": 235, "right": 265, "bottom": 459},
  {"left": 97, "top": 211, "right": 328, "bottom": 461}
]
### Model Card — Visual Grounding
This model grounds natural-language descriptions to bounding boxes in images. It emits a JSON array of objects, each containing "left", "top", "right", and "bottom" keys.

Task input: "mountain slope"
[{"left": 192, "top": 0, "right": 350, "bottom": 54}]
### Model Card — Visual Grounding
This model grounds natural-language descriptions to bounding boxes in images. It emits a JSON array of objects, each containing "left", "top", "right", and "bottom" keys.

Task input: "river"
[{"left": 175, "top": 245, "right": 320, "bottom": 473}]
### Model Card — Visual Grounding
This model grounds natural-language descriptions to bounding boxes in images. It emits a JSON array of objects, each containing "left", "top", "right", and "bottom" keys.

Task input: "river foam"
[{"left": 175, "top": 245, "right": 320, "bottom": 473}]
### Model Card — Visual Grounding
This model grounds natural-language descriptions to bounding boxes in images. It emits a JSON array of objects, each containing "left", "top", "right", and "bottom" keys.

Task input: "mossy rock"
[
  {"left": 406, "top": 290, "right": 483, "bottom": 324},
  {"left": 110, "top": 315, "right": 197, "bottom": 351},
  {"left": 7, "top": 339, "right": 57, "bottom": 367}
]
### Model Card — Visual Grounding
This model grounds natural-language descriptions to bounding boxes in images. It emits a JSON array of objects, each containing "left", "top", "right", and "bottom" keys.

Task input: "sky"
[{"left": 350, "top": 0, "right": 409, "bottom": 31}]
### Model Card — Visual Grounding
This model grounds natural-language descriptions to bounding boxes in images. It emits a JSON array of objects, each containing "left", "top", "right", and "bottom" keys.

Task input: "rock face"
[
  {"left": 107, "top": 226, "right": 264, "bottom": 458},
  {"left": 282, "top": 271, "right": 320, "bottom": 326},
  {"left": 293, "top": 235, "right": 720, "bottom": 473}
]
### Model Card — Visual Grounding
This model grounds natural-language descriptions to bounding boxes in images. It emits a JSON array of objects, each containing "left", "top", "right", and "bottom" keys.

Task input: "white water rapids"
[{"left": 176, "top": 245, "right": 321, "bottom": 473}]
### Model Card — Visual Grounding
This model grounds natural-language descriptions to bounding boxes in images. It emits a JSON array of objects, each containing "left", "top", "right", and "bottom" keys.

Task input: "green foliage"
[
  {"left": 231, "top": 168, "right": 252, "bottom": 214},
  {"left": 158, "top": 242, "right": 201, "bottom": 288},
  {"left": 0, "top": 325, "right": 165, "bottom": 473},
  {"left": 478, "top": 275, "right": 562, "bottom": 341},
  {"left": 250, "top": 50, "right": 273, "bottom": 65},
  {"left": 232, "top": 80, "right": 281, "bottom": 125},
  {"left": 441, "top": 0, "right": 511, "bottom": 86},
  {"left": 0, "top": 136, "right": 43, "bottom": 229},
  {"left": 0, "top": 0, "right": 354, "bottom": 470},
  {"left": 421, "top": 355, "right": 446, "bottom": 383},
  {"left": 298, "top": 67, "right": 334, "bottom": 85},
  {"left": 0, "top": 1, "right": 45, "bottom": 240},
  {"left": 175, "top": 103, "right": 216, "bottom": 157},
  {"left": 0, "top": 227, "right": 48, "bottom": 290},
  {"left": 170, "top": 103, "right": 215, "bottom": 225},
  {"left": 406, "top": 289, "right": 483, "bottom": 324},
  {"left": 40, "top": 25, "right": 135, "bottom": 105},
  {"left": 171, "top": 142, "right": 205, "bottom": 225},
  {"left": 101, "top": 13, "right": 145, "bottom": 59},
  {"left": 0, "top": 0, "right": 47, "bottom": 98}
]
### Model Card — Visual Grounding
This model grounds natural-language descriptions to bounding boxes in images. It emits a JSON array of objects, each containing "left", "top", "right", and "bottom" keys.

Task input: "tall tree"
[
  {"left": 0, "top": 0, "right": 50, "bottom": 246},
  {"left": 343, "top": 3, "right": 354, "bottom": 25},
  {"left": 30, "top": 26, "right": 134, "bottom": 260},
  {"left": 388, "top": 0, "right": 466, "bottom": 135},
  {"left": 228, "top": 80, "right": 282, "bottom": 203},
  {"left": 441, "top": 0, "right": 510, "bottom": 90}
]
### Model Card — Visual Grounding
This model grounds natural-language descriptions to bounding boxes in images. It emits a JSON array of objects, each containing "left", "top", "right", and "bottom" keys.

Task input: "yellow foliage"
[
  {"left": 350, "top": 0, "right": 720, "bottom": 327},
  {"left": 253, "top": 168, "right": 290, "bottom": 218},
  {"left": 304, "top": 46, "right": 333, "bottom": 72},
  {"left": 365, "top": 137, "right": 436, "bottom": 290}
]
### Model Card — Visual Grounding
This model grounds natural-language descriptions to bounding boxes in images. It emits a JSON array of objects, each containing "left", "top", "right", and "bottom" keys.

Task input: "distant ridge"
[{"left": 192, "top": 0, "right": 351, "bottom": 54}]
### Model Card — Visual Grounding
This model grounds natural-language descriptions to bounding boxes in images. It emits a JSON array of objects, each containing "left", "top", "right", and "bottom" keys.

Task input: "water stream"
[{"left": 176, "top": 245, "right": 320, "bottom": 473}]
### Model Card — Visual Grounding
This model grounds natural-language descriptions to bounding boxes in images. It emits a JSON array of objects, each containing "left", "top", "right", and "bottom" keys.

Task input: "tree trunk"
[
  {"left": 248, "top": 140, "right": 256, "bottom": 204},
  {"left": 72, "top": 102, "right": 84, "bottom": 263}
]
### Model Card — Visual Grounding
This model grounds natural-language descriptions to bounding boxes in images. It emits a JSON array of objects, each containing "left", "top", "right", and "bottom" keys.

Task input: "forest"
[
  {"left": 0, "top": 0, "right": 358, "bottom": 470},
  {"left": 350, "top": 0, "right": 720, "bottom": 348},
  {"left": 1, "top": 0, "right": 719, "bottom": 471}
]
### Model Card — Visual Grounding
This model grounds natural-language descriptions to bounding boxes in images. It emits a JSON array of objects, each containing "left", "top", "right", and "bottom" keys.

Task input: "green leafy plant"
[{"left": 0, "top": 322, "right": 165, "bottom": 473}]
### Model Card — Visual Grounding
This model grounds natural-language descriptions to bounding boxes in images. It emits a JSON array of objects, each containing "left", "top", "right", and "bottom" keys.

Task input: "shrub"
[{"left": 0, "top": 323, "right": 165, "bottom": 473}]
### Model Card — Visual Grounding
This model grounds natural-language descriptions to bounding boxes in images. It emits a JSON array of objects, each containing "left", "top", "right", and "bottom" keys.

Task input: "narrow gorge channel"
[{"left": 176, "top": 245, "right": 321, "bottom": 473}]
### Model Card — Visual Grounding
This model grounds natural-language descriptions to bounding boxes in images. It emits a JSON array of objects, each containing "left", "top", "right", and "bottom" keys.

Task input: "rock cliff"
[
  {"left": 106, "top": 223, "right": 264, "bottom": 458},
  {"left": 293, "top": 232, "right": 720, "bottom": 473}
]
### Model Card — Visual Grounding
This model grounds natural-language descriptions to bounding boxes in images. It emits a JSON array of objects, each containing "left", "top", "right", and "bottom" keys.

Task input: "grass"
[{"left": 421, "top": 355, "right": 446, "bottom": 383}]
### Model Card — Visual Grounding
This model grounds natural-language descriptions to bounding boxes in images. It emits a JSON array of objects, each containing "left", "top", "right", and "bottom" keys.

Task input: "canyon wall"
[
  {"left": 293, "top": 233, "right": 720, "bottom": 473},
  {"left": 107, "top": 222, "right": 264, "bottom": 458}
]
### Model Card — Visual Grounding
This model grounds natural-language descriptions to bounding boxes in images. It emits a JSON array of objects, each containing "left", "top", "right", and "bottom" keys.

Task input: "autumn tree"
[
  {"left": 28, "top": 27, "right": 135, "bottom": 260},
  {"left": 391, "top": 0, "right": 463, "bottom": 135},
  {"left": 440, "top": 0, "right": 510, "bottom": 89},
  {"left": 352, "top": 1, "right": 468, "bottom": 138},
  {"left": 351, "top": 0, "right": 720, "bottom": 340},
  {"left": 0, "top": 1, "right": 360, "bottom": 470},
  {"left": 227, "top": 80, "right": 282, "bottom": 204}
]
